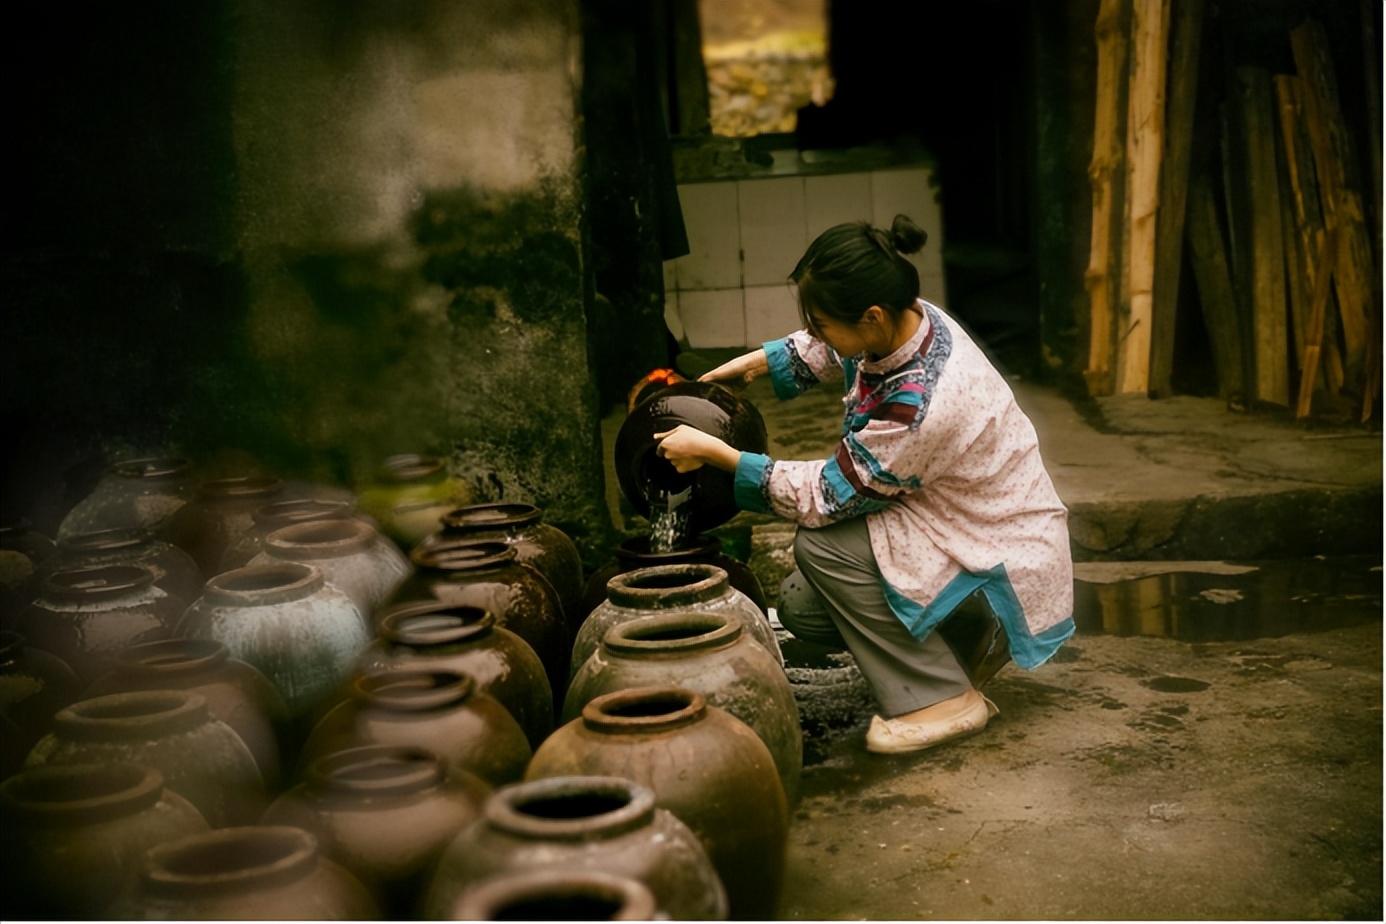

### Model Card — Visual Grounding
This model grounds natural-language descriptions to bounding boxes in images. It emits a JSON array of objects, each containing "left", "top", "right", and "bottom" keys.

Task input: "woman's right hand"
[{"left": 698, "top": 348, "right": 769, "bottom": 385}]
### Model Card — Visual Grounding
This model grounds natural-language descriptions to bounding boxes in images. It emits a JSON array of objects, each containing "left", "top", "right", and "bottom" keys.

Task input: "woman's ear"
[{"left": 860, "top": 305, "right": 886, "bottom": 327}]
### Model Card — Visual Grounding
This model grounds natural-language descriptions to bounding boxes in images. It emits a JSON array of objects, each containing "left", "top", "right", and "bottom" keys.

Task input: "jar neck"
[
  {"left": 203, "top": 563, "right": 324, "bottom": 607},
  {"left": 263, "top": 518, "right": 374, "bottom": 561},
  {"left": 450, "top": 870, "right": 658, "bottom": 922},
  {"left": 43, "top": 564, "right": 155, "bottom": 602},
  {"left": 1, "top": 763, "right": 165, "bottom": 825},
  {"left": 196, "top": 476, "right": 283, "bottom": 502},
  {"left": 602, "top": 610, "right": 741, "bottom": 658},
  {"left": 606, "top": 563, "right": 729, "bottom": 609},
  {"left": 143, "top": 827, "right": 319, "bottom": 897},
  {"left": 411, "top": 540, "right": 516, "bottom": 574},
  {"left": 306, "top": 745, "right": 445, "bottom": 799},
  {"left": 55, "top": 691, "right": 210, "bottom": 742},
  {"left": 251, "top": 498, "right": 355, "bottom": 531},
  {"left": 377, "top": 601, "right": 495, "bottom": 648},
  {"left": 440, "top": 502, "right": 541, "bottom": 533},
  {"left": 353, "top": 670, "right": 475, "bottom": 713},
  {"left": 57, "top": 527, "right": 156, "bottom": 560},
  {"left": 580, "top": 685, "right": 708, "bottom": 735},
  {"left": 111, "top": 639, "right": 229, "bottom": 680},
  {"left": 486, "top": 776, "right": 656, "bottom": 842}
]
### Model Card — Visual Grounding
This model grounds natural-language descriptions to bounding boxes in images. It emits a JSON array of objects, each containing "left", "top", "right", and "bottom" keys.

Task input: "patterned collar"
[{"left": 858, "top": 300, "right": 933, "bottom": 377}]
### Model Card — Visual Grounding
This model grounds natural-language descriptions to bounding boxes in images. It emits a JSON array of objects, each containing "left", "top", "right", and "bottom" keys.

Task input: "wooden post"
[
  {"left": 1148, "top": 0, "right": 1203, "bottom": 397},
  {"left": 1186, "top": 167, "right": 1245, "bottom": 405},
  {"left": 1116, "top": 0, "right": 1170, "bottom": 395},
  {"left": 1083, "top": 0, "right": 1132, "bottom": 396}
]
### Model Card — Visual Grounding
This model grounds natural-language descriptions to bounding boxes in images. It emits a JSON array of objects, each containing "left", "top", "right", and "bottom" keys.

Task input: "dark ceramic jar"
[
  {"left": 448, "top": 869, "right": 660, "bottom": 922},
  {"left": 48, "top": 527, "right": 202, "bottom": 605},
  {"left": 565, "top": 610, "right": 801, "bottom": 803},
  {"left": 580, "top": 533, "right": 767, "bottom": 621},
  {"left": 0, "top": 762, "right": 209, "bottom": 919},
  {"left": 220, "top": 498, "right": 358, "bottom": 571},
  {"left": 423, "top": 775, "right": 726, "bottom": 921},
  {"left": 251, "top": 518, "right": 410, "bottom": 622},
  {"left": 25, "top": 690, "right": 266, "bottom": 826},
  {"left": 120, "top": 825, "right": 379, "bottom": 920},
  {"left": 614, "top": 380, "right": 767, "bottom": 536},
  {"left": 261, "top": 745, "right": 491, "bottom": 915},
  {"left": 0, "top": 632, "right": 82, "bottom": 776},
  {"left": 163, "top": 476, "right": 285, "bottom": 576},
  {"left": 529, "top": 686, "right": 788, "bottom": 920},
  {"left": 361, "top": 601, "right": 553, "bottom": 747},
  {"left": 177, "top": 563, "right": 370, "bottom": 720},
  {"left": 0, "top": 521, "right": 57, "bottom": 625},
  {"left": 573, "top": 563, "right": 781, "bottom": 678},
  {"left": 19, "top": 564, "right": 181, "bottom": 682},
  {"left": 425, "top": 503, "right": 584, "bottom": 629},
  {"left": 393, "top": 540, "right": 569, "bottom": 699},
  {"left": 85, "top": 639, "right": 287, "bottom": 788},
  {"left": 58, "top": 456, "right": 194, "bottom": 540},
  {"left": 302, "top": 670, "right": 531, "bottom": 786},
  {"left": 358, "top": 453, "right": 471, "bottom": 550}
]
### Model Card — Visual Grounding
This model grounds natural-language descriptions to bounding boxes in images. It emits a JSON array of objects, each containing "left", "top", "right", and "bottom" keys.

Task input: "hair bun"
[{"left": 889, "top": 214, "right": 928, "bottom": 255}]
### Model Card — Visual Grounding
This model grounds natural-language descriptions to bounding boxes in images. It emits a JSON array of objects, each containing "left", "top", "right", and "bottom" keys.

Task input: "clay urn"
[
  {"left": 301, "top": 670, "right": 531, "bottom": 787},
  {"left": 448, "top": 869, "right": 661, "bottom": 922},
  {"left": 118, "top": 825, "right": 379, "bottom": 920},
  {"left": 580, "top": 533, "right": 768, "bottom": 622},
  {"left": 85, "top": 638, "right": 287, "bottom": 788},
  {"left": 392, "top": 539, "right": 569, "bottom": 699},
  {"left": 529, "top": 686, "right": 788, "bottom": 920},
  {"left": 250, "top": 517, "right": 410, "bottom": 623},
  {"left": 358, "top": 453, "right": 471, "bottom": 550},
  {"left": 177, "top": 562, "right": 370, "bottom": 721},
  {"left": 573, "top": 563, "right": 781, "bottom": 678},
  {"left": 19, "top": 564, "right": 181, "bottom": 683},
  {"left": 0, "top": 762, "right": 209, "bottom": 919},
  {"left": 0, "top": 631, "right": 81, "bottom": 772},
  {"left": 163, "top": 475, "right": 285, "bottom": 576},
  {"left": 58, "top": 456, "right": 194, "bottom": 540},
  {"left": 221, "top": 498, "right": 359, "bottom": 571},
  {"left": 0, "top": 521, "right": 57, "bottom": 624},
  {"left": 422, "top": 775, "right": 726, "bottom": 921},
  {"left": 565, "top": 609, "right": 801, "bottom": 803},
  {"left": 361, "top": 600, "right": 554, "bottom": 747},
  {"left": 424, "top": 502, "right": 585, "bottom": 630},
  {"left": 25, "top": 689, "right": 266, "bottom": 826},
  {"left": 261, "top": 745, "right": 491, "bottom": 915},
  {"left": 48, "top": 527, "right": 202, "bottom": 605}
]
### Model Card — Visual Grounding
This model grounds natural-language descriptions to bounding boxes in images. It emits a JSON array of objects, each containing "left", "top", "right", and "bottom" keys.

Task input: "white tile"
[
  {"left": 676, "top": 182, "right": 741, "bottom": 289},
  {"left": 918, "top": 273, "right": 949, "bottom": 307},
  {"left": 679, "top": 288, "right": 746, "bottom": 348},
  {"left": 738, "top": 177, "right": 807, "bottom": 287},
  {"left": 744, "top": 284, "right": 803, "bottom": 346},
  {"left": 805, "top": 173, "right": 873, "bottom": 240},
  {"left": 664, "top": 289, "right": 685, "bottom": 344},
  {"left": 871, "top": 167, "right": 945, "bottom": 284}
]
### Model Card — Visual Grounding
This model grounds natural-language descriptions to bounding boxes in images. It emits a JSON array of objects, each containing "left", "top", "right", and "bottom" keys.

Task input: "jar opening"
[
  {"left": 198, "top": 476, "right": 283, "bottom": 500},
  {"left": 252, "top": 499, "right": 353, "bottom": 528},
  {"left": 604, "top": 611, "right": 739, "bottom": 656},
  {"left": 514, "top": 792, "right": 630, "bottom": 821},
  {"left": 453, "top": 872, "right": 656, "bottom": 923},
  {"left": 58, "top": 691, "right": 208, "bottom": 741},
  {"left": 1, "top": 763, "right": 163, "bottom": 821},
  {"left": 58, "top": 527, "right": 152, "bottom": 555},
  {"left": 442, "top": 502, "right": 541, "bottom": 531},
  {"left": 309, "top": 746, "right": 442, "bottom": 796},
  {"left": 146, "top": 827, "right": 317, "bottom": 894},
  {"left": 355, "top": 670, "right": 473, "bottom": 711},
  {"left": 117, "top": 639, "right": 227, "bottom": 674},
  {"left": 205, "top": 563, "right": 323, "bottom": 605},
  {"left": 264, "top": 519, "right": 373, "bottom": 559},
  {"left": 112, "top": 457, "right": 190, "bottom": 480},
  {"left": 489, "top": 777, "right": 654, "bottom": 841},
  {"left": 379, "top": 601, "right": 493, "bottom": 645},
  {"left": 412, "top": 540, "right": 515, "bottom": 571},
  {"left": 45, "top": 564, "right": 154, "bottom": 599},
  {"left": 581, "top": 686, "right": 706, "bottom": 734},
  {"left": 494, "top": 894, "right": 626, "bottom": 921},
  {"left": 606, "top": 564, "right": 727, "bottom": 609},
  {"left": 380, "top": 453, "right": 445, "bottom": 483}
]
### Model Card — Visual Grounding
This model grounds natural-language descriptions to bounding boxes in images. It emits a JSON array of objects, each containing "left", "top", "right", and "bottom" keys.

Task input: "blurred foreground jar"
[
  {"left": 251, "top": 517, "right": 410, "bottom": 622},
  {"left": 448, "top": 869, "right": 661, "bottom": 922},
  {"left": 58, "top": 456, "right": 194, "bottom": 539},
  {"left": 423, "top": 775, "right": 726, "bottom": 920},
  {"left": 163, "top": 476, "right": 285, "bottom": 576},
  {"left": 117, "top": 825, "right": 379, "bottom": 920},
  {"left": 25, "top": 690, "right": 266, "bottom": 826},
  {"left": 0, "top": 631, "right": 81, "bottom": 774},
  {"left": 178, "top": 563, "right": 369, "bottom": 720},
  {"left": 220, "top": 498, "right": 358, "bottom": 571},
  {"left": 358, "top": 453, "right": 471, "bottom": 550},
  {"left": 0, "top": 521, "right": 57, "bottom": 622},
  {"left": 529, "top": 686, "right": 787, "bottom": 920},
  {"left": 261, "top": 745, "right": 491, "bottom": 915},
  {"left": 579, "top": 533, "right": 767, "bottom": 622},
  {"left": 48, "top": 527, "right": 202, "bottom": 605},
  {"left": 0, "top": 763, "right": 209, "bottom": 919}
]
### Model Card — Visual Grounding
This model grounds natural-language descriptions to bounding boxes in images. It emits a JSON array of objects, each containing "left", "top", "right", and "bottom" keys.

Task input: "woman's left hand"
[{"left": 653, "top": 425, "right": 741, "bottom": 473}]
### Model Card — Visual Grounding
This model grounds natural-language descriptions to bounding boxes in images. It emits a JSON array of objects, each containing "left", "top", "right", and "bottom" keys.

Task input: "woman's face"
[{"left": 805, "top": 307, "right": 876, "bottom": 358}]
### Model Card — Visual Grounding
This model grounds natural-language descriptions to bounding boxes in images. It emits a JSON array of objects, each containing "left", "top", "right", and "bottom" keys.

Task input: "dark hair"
[{"left": 790, "top": 214, "right": 928, "bottom": 326}]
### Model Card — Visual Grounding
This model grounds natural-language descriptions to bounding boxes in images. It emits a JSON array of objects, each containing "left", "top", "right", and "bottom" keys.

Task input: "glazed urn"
[
  {"left": 357, "top": 453, "right": 471, "bottom": 549},
  {"left": 48, "top": 527, "right": 202, "bottom": 605},
  {"left": 163, "top": 475, "right": 285, "bottom": 576},
  {"left": 250, "top": 517, "right": 410, "bottom": 621},
  {"left": 448, "top": 870, "right": 660, "bottom": 922},
  {"left": 58, "top": 456, "right": 194, "bottom": 539},
  {"left": 0, "top": 631, "right": 82, "bottom": 774},
  {"left": 220, "top": 498, "right": 358, "bottom": 571},
  {"left": 580, "top": 533, "right": 768, "bottom": 621},
  {"left": 422, "top": 775, "right": 726, "bottom": 920}
]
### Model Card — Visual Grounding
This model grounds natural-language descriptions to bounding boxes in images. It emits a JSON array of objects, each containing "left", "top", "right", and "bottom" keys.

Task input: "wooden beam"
[
  {"left": 1148, "top": 0, "right": 1203, "bottom": 397},
  {"left": 1186, "top": 168, "right": 1245, "bottom": 405}
]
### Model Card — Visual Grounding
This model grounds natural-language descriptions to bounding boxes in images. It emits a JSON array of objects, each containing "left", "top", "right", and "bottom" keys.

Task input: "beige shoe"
[{"left": 864, "top": 689, "right": 999, "bottom": 754}]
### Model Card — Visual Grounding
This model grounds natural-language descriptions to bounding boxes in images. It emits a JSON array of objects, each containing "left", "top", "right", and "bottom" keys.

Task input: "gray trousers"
[{"left": 779, "top": 516, "right": 972, "bottom": 717}]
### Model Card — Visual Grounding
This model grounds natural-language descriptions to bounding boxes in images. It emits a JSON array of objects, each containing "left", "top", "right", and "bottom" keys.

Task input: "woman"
[{"left": 655, "top": 215, "right": 1074, "bottom": 754}]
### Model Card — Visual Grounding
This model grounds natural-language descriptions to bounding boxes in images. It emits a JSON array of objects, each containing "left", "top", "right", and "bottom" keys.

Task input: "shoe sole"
[{"left": 864, "top": 718, "right": 991, "bottom": 755}]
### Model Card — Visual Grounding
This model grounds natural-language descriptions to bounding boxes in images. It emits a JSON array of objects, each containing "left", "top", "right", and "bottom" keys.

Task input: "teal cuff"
[
  {"left": 762, "top": 338, "right": 801, "bottom": 400},
  {"left": 734, "top": 452, "right": 774, "bottom": 513}
]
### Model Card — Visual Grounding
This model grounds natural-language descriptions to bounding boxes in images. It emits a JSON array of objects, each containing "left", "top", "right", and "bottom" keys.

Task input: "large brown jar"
[
  {"left": 261, "top": 745, "right": 491, "bottom": 916},
  {"left": 529, "top": 687, "right": 788, "bottom": 920},
  {"left": 221, "top": 498, "right": 358, "bottom": 571},
  {"left": 422, "top": 775, "right": 726, "bottom": 921},
  {"left": 118, "top": 826, "right": 379, "bottom": 920},
  {"left": 163, "top": 476, "right": 285, "bottom": 576},
  {"left": 301, "top": 670, "right": 530, "bottom": 787},
  {"left": 448, "top": 870, "right": 660, "bottom": 922},
  {"left": 425, "top": 503, "right": 584, "bottom": 630},
  {"left": 573, "top": 563, "right": 781, "bottom": 678},
  {"left": 565, "top": 610, "right": 801, "bottom": 802},
  {"left": 251, "top": 518, "right": 410, "bottom": 622},
  {"left": 392, "top": 540, "right": 569, "bottom": 699},
  {"left": 580, "top": 534, "right": 767, "bottom": 621},
  {"left": 0, "top": 763, "right": 209, "bottom": 919},
  {"left": 362, "top": 600, "right": 553, "bottom": 747},
  {"left": 25, "top": 690, "right": 266, "bottom": 826},
  {"left": 19, "top": 564, "right": 182, "bottom": 682},
  {"left": 58, "top": 456, "right": 194, "bottom": 539},
  {"left": 85, "top": 639, "right": 287, "bottom": 788},
  {"left": 48, "top": 527, "right": 202, "bottom": 605},
  {"left": 177, "top": 563, "right": 370, "bottom": 720},
  {"left": 358, "top": 453, "right": 471, "bottom": 550},
  {"left": 0, "top": 631, "right": 81, "bottom": 774}
]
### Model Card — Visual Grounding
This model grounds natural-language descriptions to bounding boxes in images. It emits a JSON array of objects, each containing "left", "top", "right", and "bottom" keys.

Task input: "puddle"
[
  {"left": 1142, "top": 675, "right": 1212, "bottom": 693},
  {"left": 1073, "top": 556, "right": 1381, "bottom": 642}
]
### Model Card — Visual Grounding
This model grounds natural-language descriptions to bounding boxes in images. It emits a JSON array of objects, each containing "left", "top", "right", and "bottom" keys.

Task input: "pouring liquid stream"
[{"left": 648, "top": 483, "right": 693, "bottom": 553}]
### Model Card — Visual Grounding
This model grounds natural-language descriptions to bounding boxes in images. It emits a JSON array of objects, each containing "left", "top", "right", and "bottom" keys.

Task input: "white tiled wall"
[{"left": 668, "top": 166, "right": 945, "bottom": 348}]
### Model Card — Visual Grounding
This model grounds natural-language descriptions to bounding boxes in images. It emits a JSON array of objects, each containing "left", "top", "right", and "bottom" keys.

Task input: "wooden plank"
[
  {"left": 1234, "top": 67, "right": 1290, "bottom": 406},
  {"left": 1186, "top": 168, "right": 1245, "bottom": 404},
  {"left": 1083, "top": 0, "right": 1133, "bottom": 396},
  {"left": 1148, "top": 0, "right": 1203, "bottom": 397},
  {"left": 1297, "top": 226, "right": 1341, "bottom": 418},
  {"left": 1360, "top": 0, "right": 1383, "bottom": 420}
]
